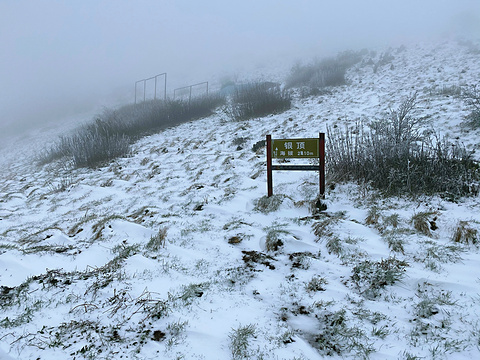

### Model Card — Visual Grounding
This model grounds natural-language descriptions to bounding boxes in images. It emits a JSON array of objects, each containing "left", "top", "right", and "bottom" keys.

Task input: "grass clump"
[
  {"left": 230, "top": 82, "right": 291, "bottom": 121},
  {"left": 312, "top": 308, "right": 374, "bottom": 358},
  {"left": 40, "top": 95, "right": 226, "bottom": 168},
  {"left": 383, "top": 232, "right": 406, "bottom": 254},
  {"left": 264, "top": 225, "right": 289, "bottom": 252},
  {"left": 306, "top": 275, "right": 328, "bottom": 292},
  {"left": 145, "top": 227, "right": 167, "bottom": 251},
  {"left": 413, "top": 285, "right": 456, "bottom": 319},
  {"left": 45, "top": 120, "right": 131, "bottom": 168},
  {"left": 452, "top": 220, "right": 478, "bottom": 245},
  {"left": 312, "top": 212, "right": 345, "bottom": 241},
  {"left": 462, "top": 84, "right": 480, "bottom": 128},
  {"left": 351, "top": 257, "right": 408, "bottom": 299},
  {"left": 416, "top": 240, "right": 463, "bottom": 272},
  {"left": 254, "top": 194, "right": 288, "bottom": 214},
  {"left": 327, "top": 93, "right": 480, "bottom": 198},
  {"left": 286, "top": 50, "right": 364, "bottom": 90},
  {"left": 411, "top": 211, "right": 438, "bottom": 237},
  {"left": 229, "top": 324, "right": 257, "bottom": 360},
  {"left": 251, "top": 139, "right": 266, "bottom": 153}
]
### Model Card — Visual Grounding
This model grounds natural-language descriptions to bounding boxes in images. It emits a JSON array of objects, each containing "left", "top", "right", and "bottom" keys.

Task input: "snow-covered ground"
[{"left": 1, "top": 39, "right": 480, "bottom": 360}]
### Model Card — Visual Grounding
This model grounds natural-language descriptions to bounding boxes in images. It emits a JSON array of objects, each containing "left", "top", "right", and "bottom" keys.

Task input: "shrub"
[
  {"left": 285, "top": 50, "right": 363, "bottom": 89},
  {"left": 251, "top": 139, "right": 266, "bottom": 153},
  {"left": 41, "top": 94, "right": 226, "bottom": 168},
  {"left": 230, "top": 82, "right": 291, "bottom": 121},
  {"left": 327, "top": 94, "right": 480, "bottom": 197},
  {"left": 462, "top": 84, "right": 480, "bottom": 128},
  {"left": 373, "top": 51, "right": 395, "bottom": 73},
  {"left": 68, "top": 124, "right": 131, "bottom": 168},
  {"left": 438, "top": 84, "right": 463, "bottom": 97}
]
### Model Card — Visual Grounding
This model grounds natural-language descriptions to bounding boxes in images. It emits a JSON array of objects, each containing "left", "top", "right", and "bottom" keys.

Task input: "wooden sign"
[
  {"left": 266, "top": 133, "right": 325, "bottom": 198},
  {"left": 271, "top": 138, "right": 319, "bottom": 158}
]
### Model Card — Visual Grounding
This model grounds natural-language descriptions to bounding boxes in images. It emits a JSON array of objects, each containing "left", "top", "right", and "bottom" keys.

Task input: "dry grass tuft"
[
  {"left": 452, "top": 221, "right": 478, "bottom": 245},
  {"left": 411, "top": 211, "right": 438, "bottom": 237}
]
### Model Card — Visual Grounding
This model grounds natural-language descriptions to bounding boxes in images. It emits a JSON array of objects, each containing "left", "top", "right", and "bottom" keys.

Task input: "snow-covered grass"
[{"left": 1, "top": 40, "right": 480, "bottom": 360}]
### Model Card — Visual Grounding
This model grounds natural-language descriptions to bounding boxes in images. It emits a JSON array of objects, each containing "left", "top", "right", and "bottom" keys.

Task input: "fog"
[{"left": 1, "top": 0, "right": 479, "bottom": 138}]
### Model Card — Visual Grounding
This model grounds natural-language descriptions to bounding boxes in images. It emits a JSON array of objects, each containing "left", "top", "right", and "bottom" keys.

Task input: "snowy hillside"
[{"left": 1, "top": 40, "right": 480, "bottom": 360}]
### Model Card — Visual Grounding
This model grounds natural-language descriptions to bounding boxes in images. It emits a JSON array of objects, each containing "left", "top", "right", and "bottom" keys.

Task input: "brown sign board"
[{"left": 271, "top": 138, "right": 319, "bottom": 158}]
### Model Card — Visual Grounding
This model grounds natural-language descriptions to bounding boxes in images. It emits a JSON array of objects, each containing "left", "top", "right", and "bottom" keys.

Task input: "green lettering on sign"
[{"left": 271, "top": 138, "right": 319, "bottom": 158}]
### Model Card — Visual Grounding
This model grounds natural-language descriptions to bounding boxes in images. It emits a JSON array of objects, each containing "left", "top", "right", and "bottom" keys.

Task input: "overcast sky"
[{"left": 1, "top": 0, "right": 479, "bottom": 135}]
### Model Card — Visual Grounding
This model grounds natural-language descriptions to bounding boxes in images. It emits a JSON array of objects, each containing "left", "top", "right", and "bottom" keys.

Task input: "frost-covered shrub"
[
  {"left": 251, "top": 139, "right": 266, "bottom": 153},
  {"left": 286, "top": 50, "right": 364, "bottom": 89},
  {"left": 327, "top": 94, "right": 480, "bottom": 198},
  {"left": 351, "top": 258, "right": 408, "bottom": 298},
  {"left": 230, "top": 82, "right": 291, "bottom": 121},
  {"left": 462, "top": 84, "right": 480, "bottom": 128},
  {"left": 312, "top": 308, "right": 374, "bottom": 357},
  {"left": 40, "top": 94, "right": 226, "bottom": 168},
  {"left": 61, "top": 120, "right": 131, "bottom": 168},
  {"left": 254, "top": 194, "right": 287, "bottom": 213},
  {"left": 373, "top": 51, "right": 395, "bottom": 73},
  {"left": 306, "top": 275, "right": 328, "bottom": 292}
]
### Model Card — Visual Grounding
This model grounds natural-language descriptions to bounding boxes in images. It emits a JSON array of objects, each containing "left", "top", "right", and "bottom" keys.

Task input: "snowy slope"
[{"left": 1, "top": 40, "right": 480, "bottom": 360}]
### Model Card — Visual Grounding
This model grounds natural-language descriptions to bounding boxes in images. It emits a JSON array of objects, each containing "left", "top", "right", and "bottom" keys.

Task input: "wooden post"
[
  {"left": 319, "top": 132, "right": 325, "bottom": 198},
  {"left": 266, "top": 135, "right": 273, "bottom": 197}
]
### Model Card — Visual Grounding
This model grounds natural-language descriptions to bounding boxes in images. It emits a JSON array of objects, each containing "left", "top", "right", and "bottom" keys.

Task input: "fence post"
[
  {"left": 143, "top": 80, "right": 146, "bottom": 103},
  {"left": 164, "top": 73, "right": 167, "bottom": 101}
]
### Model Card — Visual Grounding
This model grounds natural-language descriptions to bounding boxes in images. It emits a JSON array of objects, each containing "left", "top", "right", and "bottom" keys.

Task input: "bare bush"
[
  {"left": 230, "top": 82, "right": 291, "bottom": 121},
  {"left": 327, "top": 94, "right": 480, "bottom": 198}
]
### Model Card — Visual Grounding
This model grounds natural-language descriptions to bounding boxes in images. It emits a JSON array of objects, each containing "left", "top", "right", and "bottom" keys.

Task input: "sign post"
[{"left": 266, "top": 133, "right": 325, "bottom": 198}]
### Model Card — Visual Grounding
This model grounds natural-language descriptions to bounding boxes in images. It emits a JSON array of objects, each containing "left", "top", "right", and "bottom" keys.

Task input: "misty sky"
[{"left": 1, "top": 0, "right": 479, "bottom": 135}]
